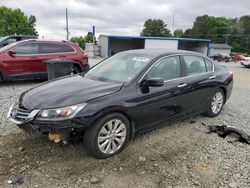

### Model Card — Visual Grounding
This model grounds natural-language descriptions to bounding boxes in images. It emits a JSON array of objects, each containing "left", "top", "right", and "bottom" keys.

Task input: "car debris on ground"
[
  {"left": 200, "top": 124, "right": 250, "bottom": 145},
  {"left": 8, "top": 175, "right": 24, "bottom": 185}
]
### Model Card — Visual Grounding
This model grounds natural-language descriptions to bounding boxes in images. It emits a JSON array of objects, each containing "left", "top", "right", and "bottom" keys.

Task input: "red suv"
[{"left": 0, "top": 40, "right": 89, "bottom": 82}]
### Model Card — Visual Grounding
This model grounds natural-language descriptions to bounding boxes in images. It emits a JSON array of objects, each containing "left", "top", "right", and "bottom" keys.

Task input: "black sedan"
[{"left": 7, "top": 49, "right": 233, "bottom": 158}]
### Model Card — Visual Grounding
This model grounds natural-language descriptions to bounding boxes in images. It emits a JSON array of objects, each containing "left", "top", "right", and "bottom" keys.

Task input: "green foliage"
[
  {"left": 85, "top": 32, "right": 96, "bottom": 43},
  {"left": 184, "top": 15, "right": 250, "bottom": 54},
  {"left": 174, "top": 29, "right": 184, "bottom": 38},
  {"left": 70, "top": 32, "right": 97, "bottom": 49},
  {"left": 185, "top": 15, "right": 230, "bottom": 42},
  {"left": 70, "top": 36, "right": 85, "bottom": 49},
  {"left": 141, "top": 19, "right": 171, "bottom": 37},
  {"left": 0, "top": 6, "right": 38, "bottom": 36}
]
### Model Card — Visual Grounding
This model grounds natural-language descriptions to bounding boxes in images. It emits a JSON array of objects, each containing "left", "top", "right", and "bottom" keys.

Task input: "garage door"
[{"left": 144, "top": 39, "right": 178, "bottom": 50}]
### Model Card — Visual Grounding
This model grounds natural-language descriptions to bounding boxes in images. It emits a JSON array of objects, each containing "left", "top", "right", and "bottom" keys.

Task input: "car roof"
[
  {"left": 11, "top": 39, "right": 71, "bottom": 45},
  {"left": 123, "top": 49, "right": 205, "bottom": 58}
]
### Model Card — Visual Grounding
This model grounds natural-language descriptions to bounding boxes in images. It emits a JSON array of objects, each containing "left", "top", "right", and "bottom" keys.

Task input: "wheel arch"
[
  {"left": 0, "top": 69, "right": 6, "bottom": 81},
  {"left": 219, "top": 86, "right": 227, "bottom": 103},
  {"left": 88, "top": 107, "right": 136, "bottom": 139}
]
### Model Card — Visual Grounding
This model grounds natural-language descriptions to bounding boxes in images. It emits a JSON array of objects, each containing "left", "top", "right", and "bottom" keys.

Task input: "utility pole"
[
  {"left": 172, "top": 14, "right": 175, "bottom": 35},
  {"left": 66, "top": 8, "right": 69, "bottom": 41}
]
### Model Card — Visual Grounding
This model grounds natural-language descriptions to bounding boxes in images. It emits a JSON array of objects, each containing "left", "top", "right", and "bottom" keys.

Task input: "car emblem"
[{"left": 12, "top": 109, "right": 18, "bottom": 117}]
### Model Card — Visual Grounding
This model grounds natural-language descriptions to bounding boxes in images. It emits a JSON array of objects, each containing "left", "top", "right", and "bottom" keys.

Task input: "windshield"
[{"left": 85, "top": 52, "right": 154, "bottom": 83}]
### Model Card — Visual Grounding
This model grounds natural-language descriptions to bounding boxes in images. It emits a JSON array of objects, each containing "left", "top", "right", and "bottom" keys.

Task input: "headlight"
[{"left": 36, "top": 103, "right": 87, "bottom": 121}]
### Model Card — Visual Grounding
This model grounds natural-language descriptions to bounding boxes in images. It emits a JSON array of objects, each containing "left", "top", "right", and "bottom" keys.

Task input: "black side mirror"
[
  {"left": 141, "top": 77, "right": 164, "bottom": 87},
  {"left": 7, "top": 50, "right": 16, "bottom": 57}
]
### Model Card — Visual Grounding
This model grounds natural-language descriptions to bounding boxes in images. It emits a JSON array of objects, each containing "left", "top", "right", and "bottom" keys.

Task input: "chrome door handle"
[
  {"left": 177, "top": 83, "right": 187, "bottom": 88},
  {"left": 208, "top": 75, "right": 216, "bottom": 79}
]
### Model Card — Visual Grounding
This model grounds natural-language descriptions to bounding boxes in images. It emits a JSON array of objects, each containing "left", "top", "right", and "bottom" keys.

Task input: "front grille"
[{"left": 13, "top": 107, "right": 31, "bottom": 121}]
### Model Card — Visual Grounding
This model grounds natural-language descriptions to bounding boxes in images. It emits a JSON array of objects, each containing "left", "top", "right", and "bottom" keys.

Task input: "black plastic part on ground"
[{"left": 205, "top": 125, "right": 250, "bottom": 145}]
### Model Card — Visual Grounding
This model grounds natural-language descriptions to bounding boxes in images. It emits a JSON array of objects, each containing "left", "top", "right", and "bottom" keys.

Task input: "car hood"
[{"left": 20, "top": 75, "right": 123, "bottom": 110}]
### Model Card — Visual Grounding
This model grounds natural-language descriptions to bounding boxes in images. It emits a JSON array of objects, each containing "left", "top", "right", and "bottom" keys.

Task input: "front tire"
[
  {"left": 205, "top": 89, "right": 225, "bottom": 117},
  {"left": 84, "top": 113, "right": 130, "bottom": 159}
]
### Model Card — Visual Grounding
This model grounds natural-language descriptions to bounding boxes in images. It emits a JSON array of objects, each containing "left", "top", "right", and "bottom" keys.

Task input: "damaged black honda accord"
[{"left": 8, "top": 49, "right": 233, "bottom": 158}]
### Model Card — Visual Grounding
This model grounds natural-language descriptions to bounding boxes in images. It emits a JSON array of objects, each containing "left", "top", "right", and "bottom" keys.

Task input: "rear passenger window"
[
  {"left": 61, "top": 45, "right": 75, "bottom": 52},
  {"left": 183, "top": 56, "right": 207, "bottom": 76},
  {"left": 204, "top": 59, "right": 213, "bottom": 71},
  {"left": 147, "top": 56, "right": 181, "bottom": 81},
  {"left": 39, "top": 43, "right": 74, "bottom": 53}
]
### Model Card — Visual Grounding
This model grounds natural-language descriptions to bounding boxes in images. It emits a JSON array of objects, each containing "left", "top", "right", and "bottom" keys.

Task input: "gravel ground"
[{"left": 0, "top": 61, "right": 250, "bottom": 188}]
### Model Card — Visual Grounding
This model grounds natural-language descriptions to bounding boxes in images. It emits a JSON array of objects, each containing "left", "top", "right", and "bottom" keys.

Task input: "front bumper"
[
  {"left": 7, "top": 103, "right": 90, "bottom": 134},
  {"left": 7, "top": 103, "right": 40, "bottom": 125}
]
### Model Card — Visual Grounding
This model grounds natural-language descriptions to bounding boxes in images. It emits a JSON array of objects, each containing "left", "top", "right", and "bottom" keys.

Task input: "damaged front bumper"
[
  {"left": 7, "top": 103, "right": 90, "bottom": 136},
  {"left": 7, "top": 103, "right": 40, "bottom": 125}
]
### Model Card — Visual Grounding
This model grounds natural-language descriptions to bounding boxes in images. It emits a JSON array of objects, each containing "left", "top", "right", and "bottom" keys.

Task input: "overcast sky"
[{"left": 1, "top": 0, "right": 250, "bottom": 40}]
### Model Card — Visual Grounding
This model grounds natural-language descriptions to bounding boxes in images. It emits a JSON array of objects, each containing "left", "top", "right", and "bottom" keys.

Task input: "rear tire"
[
  {"left": 205, "top": 89, "right": 225, "bottom": 117},
  {"left": 0, "top": 73, "right": 3, "bottom": 83},
  {"left": 84, "top": 113, "right": 130, "bottom": 159}
]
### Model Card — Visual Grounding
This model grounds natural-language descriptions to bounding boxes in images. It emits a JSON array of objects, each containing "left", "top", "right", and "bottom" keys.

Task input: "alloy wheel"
[
  {"left": 97, "top": 119, "right": 127, "bottom": 154},
  {"left": 211, "top": 91, "right": 224, "bottom": 114}
]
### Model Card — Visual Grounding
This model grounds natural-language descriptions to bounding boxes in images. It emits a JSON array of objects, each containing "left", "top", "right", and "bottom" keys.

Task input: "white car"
[{"left": 241, "top": 57, "right": 250, "bottom": 68}]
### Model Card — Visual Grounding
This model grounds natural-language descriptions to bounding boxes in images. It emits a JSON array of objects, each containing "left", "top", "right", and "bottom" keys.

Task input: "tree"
[
  {"left": 70, "top": 36, "right": 85, "bottom": 49},
  {"left": 174, "top": 29, "right": 184, "bottom": 38},
  {"left": 189, "top": 15, "right": 230, "bottom": 42},
  {"left": 85, "top": 32, "right": 96, "bottom": 43},
  {"left": 184, "top": 14, "right": 250, "bottom": 54},
  {"left": 140, "top": 19, "right": 171, "bottom": 37},
  {"left": 0, "top": 6, "right": 38, "bottom": 36}
]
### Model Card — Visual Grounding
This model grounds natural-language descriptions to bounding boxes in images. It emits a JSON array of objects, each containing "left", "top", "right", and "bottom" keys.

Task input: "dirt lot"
[{"left": 0, "top": 61, "right": 250, "bottom": 188}]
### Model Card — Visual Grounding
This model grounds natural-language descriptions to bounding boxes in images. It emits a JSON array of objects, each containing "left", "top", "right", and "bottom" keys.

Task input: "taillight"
[{"left": 83, "top": 50, "right": 88, "bottom": 56}]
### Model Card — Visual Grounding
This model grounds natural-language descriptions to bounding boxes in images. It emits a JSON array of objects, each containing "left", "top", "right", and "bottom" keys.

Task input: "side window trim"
[
  {"left": 39, "top": 43, "right": 76, "bottom": 54},
  {"left": 138, "top": 54, "right": 215, "bottom": 85},
  {"left": 183, "top": 55, "right": 208, "bottom": 76},
  {"left": 139, "top": 55, "right": 183, "bottom": 84},
  {"left": 204, "top": 58, "right": 215, "bottom": 72},
  {"left": 13, "top": 43, "right": 39, "bottom": 55}
]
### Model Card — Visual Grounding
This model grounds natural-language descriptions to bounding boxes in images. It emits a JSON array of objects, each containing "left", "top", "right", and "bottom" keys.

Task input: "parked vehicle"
[
  {"left": 0, "top": 35, "right": 37, "bottom": 48},
  {"left": 210, "top": 54, "right": 234, "bottom": 62},
  {"left": 0, "top": 40, "right": 89, "bottom": 82},
  {"left": 240, "top": 57, "right": 250, "bottom": 68},
  {"left": 234, "top": 54, "right": 247, "bottom": 62},
  {"left": 8, "top": 49, "right": 233, "bottom": 158}
]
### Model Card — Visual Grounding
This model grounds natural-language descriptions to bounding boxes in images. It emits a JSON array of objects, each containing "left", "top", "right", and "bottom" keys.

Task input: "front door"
[
  {"left": 3, "top": 43, "right": 41, "bottom": 79},
  {"left": 134, "top": 55, "right": 189, "bottom": 131}
]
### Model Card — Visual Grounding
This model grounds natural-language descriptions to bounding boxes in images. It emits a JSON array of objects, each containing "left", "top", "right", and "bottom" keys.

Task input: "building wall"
[
  {"left": 178, "top": 41, "right": 208, "bottom": 55},
  {"left": 99, "top": 36, "right": 108, "bottom": 58},
  {"left": 210, "top": 48, "right": 231, "bottom": 56},
  {"left": 110, "top": 38, "right": 144, "bottom": 55},
  {"left": 144, "top": 39, "right": 178, "bottom": 49}
]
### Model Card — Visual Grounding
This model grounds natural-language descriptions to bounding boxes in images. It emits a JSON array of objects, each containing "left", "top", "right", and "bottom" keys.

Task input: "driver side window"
[
  {"left": 147, "top": 56, "right": 181, "bottom": 81},
  {"left": 15, "top": 43, "right": 39, "bottom": 55}
]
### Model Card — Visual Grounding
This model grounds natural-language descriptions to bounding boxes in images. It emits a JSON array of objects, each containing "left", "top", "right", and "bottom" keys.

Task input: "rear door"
[
  {"left": 182, "top": 55, "right": 216, "bottom": 114},
  {"left": 3, "top": 43, "right": 40, "bottom": 78},
  {"left": 135, "top": 55, "right": 189, "bottom": 130},
  {"left": 38, "top": 43, "right": 76, "bottom": 75}
]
